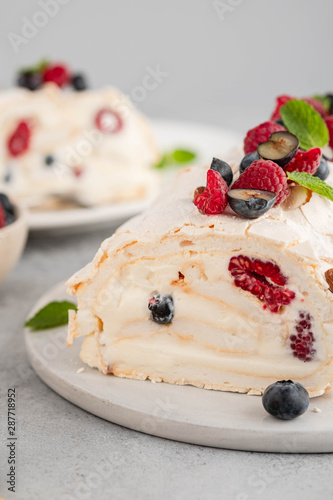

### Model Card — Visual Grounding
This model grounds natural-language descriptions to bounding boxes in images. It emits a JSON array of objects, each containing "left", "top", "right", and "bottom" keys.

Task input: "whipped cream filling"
[
  {"left": 0, "top": 84, "right": 159, "bottom": 207},
  {"left": 67, "top": 154, "right": 333, "bottom": 397}
]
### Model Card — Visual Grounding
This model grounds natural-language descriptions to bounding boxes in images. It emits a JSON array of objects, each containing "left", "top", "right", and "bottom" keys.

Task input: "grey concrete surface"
[{"left": 1, "top": 227, "right": 333, "bottom": 500}]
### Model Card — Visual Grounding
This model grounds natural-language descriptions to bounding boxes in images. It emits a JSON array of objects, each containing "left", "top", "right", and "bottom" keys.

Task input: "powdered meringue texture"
[
  {"left": 0, "top": 83, "right": 159, "bottom": 207},
  {"left": 66, "top": 152, "right": 333, "bottom": 397}
]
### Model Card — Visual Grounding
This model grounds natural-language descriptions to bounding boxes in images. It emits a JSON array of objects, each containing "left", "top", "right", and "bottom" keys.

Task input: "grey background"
[
  {"left": 1, "top": 1, "right": 333, "bottom": 499},
  {"left": 1, "top": 0, "right": 333, "bottom": 133}
]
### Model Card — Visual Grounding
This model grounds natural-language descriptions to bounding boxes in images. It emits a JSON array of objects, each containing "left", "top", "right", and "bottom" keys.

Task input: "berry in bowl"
[{"left": 0, "top": 193, "right": 28, "bottom": 284}]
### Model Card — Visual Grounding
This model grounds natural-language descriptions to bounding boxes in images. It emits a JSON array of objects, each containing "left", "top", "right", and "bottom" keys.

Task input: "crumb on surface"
[
  {"left": 76, "top": 367, "right": 85, "bottom": 374},
  {"left": 312, "top": 407, "right": 322, "bottom": 413}
]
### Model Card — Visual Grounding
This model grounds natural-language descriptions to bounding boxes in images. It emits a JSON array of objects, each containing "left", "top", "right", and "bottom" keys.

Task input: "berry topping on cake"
[
  {"left": 303, "top": 97, "right": 329, "bottom": 118},
  {"left": 274, "top": 118, "right": 285, "bottom": 126},
  {"left": 270, "top": 95, "right": 293, "bottom": 122},
  {"left": 95, "top": 108, "right": 123, "bottom": 134},
  {"left": 271, "top": 94, "right": 329, "bottom": 121},
  {"left": 231, "top": 160, "right": 289, "bottom": 205},
  {"left": 239, "top": 151, "right": 260, "bottom": 174},
  {"left": 228, "top": 255, "right": 295, "bottom": 312},
  {"left": 44, "top": 155, "right": 55, "bottom": 166},
  {"left": 257, "top": 131, "right": 299, "bottom": 167},
  {"left": 325, "top": 115, "right": 333, "bottom": 149},
  {"left": 16, "top": 60, "right": 88, "bottom": 92},
  {"left": 0, "top": 193, "right": 15, "bottom": 226},
  {"left": 148, "top": 294, "right": 174, "bottom": 324},
  {"left": 210, "top": 157, "right": 233, "bottom": 186},
  {"left": 71, "top": 73, "right": 88, "bottom": 91},
  {"left": 227, "top": 189, "right": 276, "bottom": 219},
  {"left": 0, "top": 204, "right": 6, "bottom": 229},
  {"left": 285, "top": 148, "right": 322, "bottom": 175},
  {"left": 194, "top": 169, "right": 229, "bottom": 215},
  {"left": 262, "top": 380, "right": 309, "bottom": 420},
  {"left": 244, "top": 121, "right": 286, "bottom": 155},
  {"left": 7, "top": 121, "right": 31, "bottom": 157},
  {"left": 17, "top": 71, "right": 42, "bottom": 91},
  {"left": 314, "top": 156, "right": 329, "bottom": 181},
  {"left": 43, "top": 63, "right": 70, "bottom": 87},
  {"left": 290, "top": 312, "right": 316, "bottom": 362}
]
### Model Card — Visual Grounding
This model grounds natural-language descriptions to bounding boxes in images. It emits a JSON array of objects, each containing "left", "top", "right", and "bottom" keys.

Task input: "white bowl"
[{"left": 0, "top": 204, "right": 29, "bottom": 284}]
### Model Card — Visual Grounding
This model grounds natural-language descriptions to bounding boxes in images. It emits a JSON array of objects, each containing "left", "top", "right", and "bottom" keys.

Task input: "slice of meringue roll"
[
  {"left": 66, "top": 162, "right": 333, "bottom": 397},
  {"left": 0, "top": 84, "right": 159, "bottom": 208}
]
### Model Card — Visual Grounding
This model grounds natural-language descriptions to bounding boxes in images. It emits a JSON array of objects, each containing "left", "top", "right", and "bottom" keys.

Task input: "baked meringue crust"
[{"left": 67, "top": 157, "right": 333, "bottom": 397}]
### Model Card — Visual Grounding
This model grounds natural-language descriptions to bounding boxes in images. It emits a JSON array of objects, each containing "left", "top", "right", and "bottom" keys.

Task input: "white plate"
[
  {"left": 25, "top": 282, "right": 333, "bottom": 453},
  {"left": 28, "top": 119, "right": 241, "bottom": 233}
]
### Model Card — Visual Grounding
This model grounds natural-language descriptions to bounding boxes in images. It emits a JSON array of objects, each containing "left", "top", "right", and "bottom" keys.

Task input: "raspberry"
[
  {"left": 228, "top": 255, "right": 295, "bottom": 313},
  {"left": 244, "top": 121, "right": 286, "bottom": 155},
  {"left": 290, "top": 312, "right": 316, "bottom": 362},
  {"left": 285, "top": 148, "right": 321, "bottom": 175},
  {"left": 325, "top": 115, "right": 333, "bottom": 149},
  {"left": 270, "top": 95, "right": 293, "bottom": 121},
  {"left": 303, "top": 98, "right": 329, "bottom": 118},
  {"left": 231, "top": 160, "right": 289, "bottom": 205},
  {"left": 271, "top": 95, "right": 329, "bottom": 121},
  {"left": 0, "top": 204, "right": 6, "bottom": 228},
  {"left": 7, "top": 121, "right": 31, "bottom": 157},
  {"left": 194, "top": 169, "right": 228, "bottom": 215},
  {"left": 43, "top": 63, "right": 70, "bottom": 87},
  {"left": 95, "top": 108, "right": 123, "bottom": 134}
]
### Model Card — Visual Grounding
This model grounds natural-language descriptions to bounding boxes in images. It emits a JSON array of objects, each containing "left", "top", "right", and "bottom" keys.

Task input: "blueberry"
[
  {"left": 72, "top": 73, "right": 87, "bottom": 91},
  {"left": 325, "top": 93, "right": 333, "bottom": 114},
  {"left": 239, "top": 151, "right": 260, "bottom": 174},
  {"left": 148, "top": 294, "right": 174, "bottom": 324},
  {"left": 17, "top": 72, "right": 42, "bottom": 91},
  {"left": 314, "top": 156, "right": 329, "bottom": 181},
  {"left": 0, "top": 193, "right": 15, "bottom": 225},
  {"left": 274, "top": 118, "right": 285, "bottom": 126},
  {"left": 228, "top": 188, "right": 276, "bottom": 219},
  {"left": 44, "top": 155, "right": 55, "bottom": 166},
  {"left": 262, "top": 380, "right": 309, "bottom": 420},
  {"left": 210, "top": 157, "right": 233, "bottom": 186},
  {"left": 3, "top": 171, "right": 11, "bottom": 183},
  {"left": 257, "top": 131, "right": 299, "bottom": 167}
]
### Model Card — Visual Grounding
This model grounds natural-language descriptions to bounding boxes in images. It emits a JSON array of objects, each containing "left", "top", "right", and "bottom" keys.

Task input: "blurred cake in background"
[{"left": 0, "top": 61, "right": 159, "bottom": 209}]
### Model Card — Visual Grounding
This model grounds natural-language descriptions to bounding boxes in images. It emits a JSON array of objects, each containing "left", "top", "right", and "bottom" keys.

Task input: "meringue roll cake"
[
  {"left": 0, "top": 83, "right": 159, "bottom": 208},
  {"left": 67, "top": 159, "right": 333, "bottom": 397}
]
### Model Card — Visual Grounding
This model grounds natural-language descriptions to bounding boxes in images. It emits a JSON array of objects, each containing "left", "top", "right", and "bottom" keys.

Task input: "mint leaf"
[
  {"left": 172, "top": 149, "right": 196, "bottom": 163},
  {"left": 154, "top": 149, "right": 197, "bottom": 169},
  {"left": 287, "top": 171, "right": 333, "bottom": 202},
  {"left": 280, "top": 99, "right": 329, "bottom": 150},
  {"left": 25, "top": 301, "right": 77, "bottom": 331},
  {"left": 312, "top": 94, "right": 331, "bottom": 112}
]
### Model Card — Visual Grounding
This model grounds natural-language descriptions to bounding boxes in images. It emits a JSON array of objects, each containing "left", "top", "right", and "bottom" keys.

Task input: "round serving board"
[{"left": 25, "top": 282, "right": 333, "bottom": 453}]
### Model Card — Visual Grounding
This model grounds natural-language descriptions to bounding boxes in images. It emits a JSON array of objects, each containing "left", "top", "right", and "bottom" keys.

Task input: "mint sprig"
[
  {"left": 19, "top": 58, "right": 49, "bottom": 75},
  {"left": 312, "top": 94, "right": 331, "bottom": 112},
  {"left": 280, "top": 99, "right": 329, "bottom": 151},
  {"left": 25, "top": 301, "right": 77, "bottom": 331},
  {"left": 287, "top": 171, "right": 333, "bottom": 202},
  {"left": 154, "top": 149, "right": 196, "bottom": 169}
]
